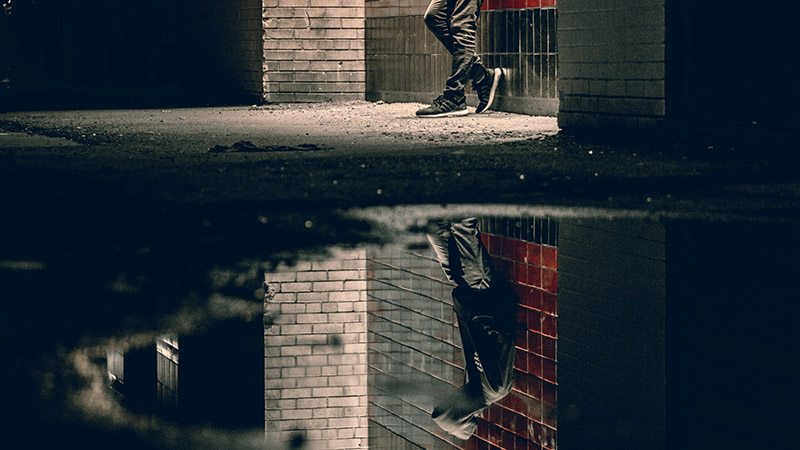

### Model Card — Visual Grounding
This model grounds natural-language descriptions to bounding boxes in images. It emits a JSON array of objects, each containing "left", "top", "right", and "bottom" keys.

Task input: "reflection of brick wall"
[
  {"left": 368, "top": 216, "right": 558, "bottom": 450},
  {"left": 264, "top": 249, "right": 368, "bottom": 450},
  {"left": 558, "top": 219, "right": 665, "bottom": 450},
  {"left": 367, "top": 247, "right": 462, "bottom": 450}
]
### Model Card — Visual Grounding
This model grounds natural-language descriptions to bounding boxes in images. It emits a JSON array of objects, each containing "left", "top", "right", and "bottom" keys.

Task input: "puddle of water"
[{"left": 2, "top": 206, "right": 798, "bottom": 450}]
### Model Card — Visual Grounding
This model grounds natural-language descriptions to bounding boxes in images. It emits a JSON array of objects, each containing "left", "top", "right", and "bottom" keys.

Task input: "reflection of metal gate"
[{"left": 666, "top": 0, "right": 797, "bottom": 130}]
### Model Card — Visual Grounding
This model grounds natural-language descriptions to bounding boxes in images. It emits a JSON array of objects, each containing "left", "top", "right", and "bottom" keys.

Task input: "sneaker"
[
  {"left": 416, "top": 95, "right": 469, "bottom": 118},
  {"left": 474, "top": 68, "right": 502, "bottom": 114}
]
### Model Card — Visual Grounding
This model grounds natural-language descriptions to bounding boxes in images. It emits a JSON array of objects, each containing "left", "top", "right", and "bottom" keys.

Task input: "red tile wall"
[{"left": 471, "top": 233, "right": 558, "bottom": 450}]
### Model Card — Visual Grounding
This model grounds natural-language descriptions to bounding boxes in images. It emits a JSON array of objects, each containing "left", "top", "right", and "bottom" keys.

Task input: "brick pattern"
[
  {"left": 367, "top": 216, "right": 558, "bottom": 450},
  {"left": 264, "top": 250, "right": 369, "bottom": 450},
  {"left": 262, "top": 0, "right": 366, "bottom": 102},
  {"left": 557, "top": 0, "right": 665, "bottom": 130}
]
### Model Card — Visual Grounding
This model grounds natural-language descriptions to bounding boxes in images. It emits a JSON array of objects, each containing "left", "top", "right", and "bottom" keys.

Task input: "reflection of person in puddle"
[{"left": 426, "top": 218, "right": 517, "bottom": 439}]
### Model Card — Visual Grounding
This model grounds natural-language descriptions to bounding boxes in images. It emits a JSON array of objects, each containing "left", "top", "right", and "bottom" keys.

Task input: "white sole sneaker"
[
  {"left": 417, "top": 108, "right": 470, "bottom": 118},
  {"left": 476, "top": 68, "right": 502, "bottom": 114}
]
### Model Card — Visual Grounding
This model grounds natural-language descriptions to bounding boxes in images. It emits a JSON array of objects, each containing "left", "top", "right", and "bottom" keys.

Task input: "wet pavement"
[
  {"left": 1, "top": 101, "right": 798, "bottom": 217},
  {"left": 1, "top": 101, "right": 799, "bottom": 450}
]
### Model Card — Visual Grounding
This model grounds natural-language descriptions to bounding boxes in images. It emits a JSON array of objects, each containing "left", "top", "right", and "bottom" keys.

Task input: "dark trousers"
[
  {"left": 424, "top": 0, "right": 490, "bottom": 102},
  {"left": 427, "top": 219, "right": 517, "bottom": 439}
]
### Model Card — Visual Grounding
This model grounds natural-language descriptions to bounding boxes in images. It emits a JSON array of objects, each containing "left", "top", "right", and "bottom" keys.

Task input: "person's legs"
[
  {"left": 424, "top": 0, "right": 457, "bottom": 55},
  {"left": 426, "top": 218, "right": 494, "bottom": 290},
  {"left": 440, "top": 0, "right": 488, "bottom": 103},
  {"left": 419, "top": 0, "right": 500, "bottom": 116},
  {"left": 418, "top": 1, "right": 471, "bottom": 117}
]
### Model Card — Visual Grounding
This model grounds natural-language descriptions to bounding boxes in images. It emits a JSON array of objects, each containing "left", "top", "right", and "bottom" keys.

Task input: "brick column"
[
  {"left": 557, "top": 0, "right": 666, "bottom": 132},
  {"left": 262, "top": 0, "right": 366, "bottom": 102},
  {"left": 264, "top": 249, "right": 368, "bottom": 450}
]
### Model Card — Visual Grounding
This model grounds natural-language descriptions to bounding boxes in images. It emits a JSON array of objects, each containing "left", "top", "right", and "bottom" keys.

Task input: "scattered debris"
[{"left": 209, "top": 140, "right": 329, "bottom": 153}]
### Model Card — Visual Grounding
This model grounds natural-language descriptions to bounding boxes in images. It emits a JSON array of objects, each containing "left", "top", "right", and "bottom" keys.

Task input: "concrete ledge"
[{"left": 558, "top": 111, "right": 665, "bottom": 135}]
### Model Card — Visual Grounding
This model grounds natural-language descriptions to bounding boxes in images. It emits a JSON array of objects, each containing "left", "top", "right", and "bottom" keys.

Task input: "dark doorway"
[{"left": 666, "top": 0, "right": 799, "bottom": 131}]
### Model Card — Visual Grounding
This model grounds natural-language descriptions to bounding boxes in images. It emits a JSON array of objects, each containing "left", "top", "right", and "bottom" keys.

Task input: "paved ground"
[{"left": 2, "top": 100, "right": 799, "bottom": 220}]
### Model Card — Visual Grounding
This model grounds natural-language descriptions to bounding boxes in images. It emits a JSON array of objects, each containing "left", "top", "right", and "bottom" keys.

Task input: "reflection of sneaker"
[
  {"left": 474, "top": 68, "right": 502, "bottom": 114},
  {"left": 416, "top": 95, "right": 468, "bottom": 118}
]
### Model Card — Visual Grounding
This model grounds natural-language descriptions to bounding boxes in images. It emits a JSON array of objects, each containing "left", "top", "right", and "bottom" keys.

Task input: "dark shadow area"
[
  {"left": 1, "top": 0, "right": 263, "bottom": 112},
  {"left": 666, "top": 0, "right": 800, "bottom": 134}
]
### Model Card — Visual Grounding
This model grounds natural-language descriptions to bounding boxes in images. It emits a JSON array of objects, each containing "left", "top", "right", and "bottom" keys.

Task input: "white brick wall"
[
  {"left": 264, "top": 249, "right": 368, "bottom": 450},
  {"left": 262, "top": 0, "right": 366, "bottom": 102},
  {"left": 558, "top": 0, "right": 666, "bottom": 131}
]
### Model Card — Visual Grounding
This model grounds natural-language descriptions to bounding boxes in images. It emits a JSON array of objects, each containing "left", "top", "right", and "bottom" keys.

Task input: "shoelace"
[{"left": 474, "top": 351, "right": 484, "bottom": 373}]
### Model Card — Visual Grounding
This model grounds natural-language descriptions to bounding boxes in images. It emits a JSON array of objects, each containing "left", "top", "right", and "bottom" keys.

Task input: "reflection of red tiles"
[
  {"left": 542, "top": 382, "right": 556, "bottom": 405},
  {"left": 529, "top": 331, "right": 542, "bottom": 355},
  {"left": 488, "top": 404, "right": 499, "bottom": 423},
  {"left": 527, "top": 354, "right": 542, "bottom": 378},
  {"left": 502, "top": 429, "right": 515, "bottom": 450},
  {"left": 515, "top": 415, "right": 529, "bottom": 436},
  {"left": 478, "top": 418, "right": 489, "bottom": 439},
  {"left": 491, "top": 256, "right": 503, "bottom": 272},
  {"left": 514, "top": 240, "right": 528, "bottom": 263},
  {"left": 482, "top": 231, "right": 556, "bottom": 450},
  {"left": 516, "top": 328, "right": 528, "bottom": 350},
  {"left": 528, "top": 265, "right": 542, "bottom": 288},
  {"left": 541, "top": 246, "right": 558, "bottom": 269},
  {"left": 503, "top": 237, "right": 516, "bottom": 256},
  {"left": 515, "top": 350, "right": 528, "bottom": 370},
  {"left": 515, "top": 435, "right": 529, "bottom": 450},
  {"left": 499, "top": 394, "right": 515, "bottom": 410},
  {"left": 512, "top": 283, "right": 528, "bottom": 305},
  {"left": 542, "top": 359, "right": 557, "bottom": 383},
  {"left": 514, "top": 262, "right": 529, "bottom": 284},
  {"left": 541, "top": 292, "right": 556, "bottom": 315},
  {"left": 489, "top": 235, "right": 501, "bottom": 254},
  {"left": 527, "top": 288, "right": 542, "bottom": 310},
  {"left": 541, "top": 269, "right": 557, "bottom": 293},
  {"left": 524, "top": 388, "right": 542, "bottom": 414},
  {"left": 542, "top": 314, "right": 557, "bottom": 337},
  {"left": 542, "top": 336, "right": 556, "bottom": 360},
  {"left": 501, "top": 259, "right": 515, "bottom": 280},
  {"left": 527, "top": 309, "right": 541, "bottom": 332},
  {"left": 526, "top": 243, "right": 541, "bottom": 266},
  {"left": 490, "top": 424, "right": 503, "bottom": 445}
]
